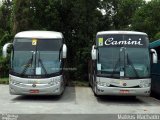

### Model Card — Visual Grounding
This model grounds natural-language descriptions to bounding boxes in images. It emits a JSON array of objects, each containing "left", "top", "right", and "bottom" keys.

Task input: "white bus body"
[
  {"left": 89, "top": 31, "right": 157, "bottom": 96},
  {"left": 3, "top": 31, "right": 67, "bottom": 95}
]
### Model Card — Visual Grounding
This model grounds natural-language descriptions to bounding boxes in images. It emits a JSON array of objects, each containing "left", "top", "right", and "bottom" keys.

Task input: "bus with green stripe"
[{"left": 150, "top": 40, "right": 160, "bottom": 95}]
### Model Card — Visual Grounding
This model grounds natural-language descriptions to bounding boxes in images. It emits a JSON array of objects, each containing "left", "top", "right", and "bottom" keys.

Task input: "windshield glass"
[
  {"left": 12, "top": 38, "right": 62, "bottom": 76},
  {"left": 97, "top": 47, "right": 150, "bottom": 78},
  {"left": 96, "top": 34, "right": 150, "bottom": 79}
]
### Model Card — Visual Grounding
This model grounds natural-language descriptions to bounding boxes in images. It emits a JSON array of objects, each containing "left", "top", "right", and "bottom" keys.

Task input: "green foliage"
[
  {"left": 0, "top": 56, "right": 9, "bottom": 78},
  {"left": 0, "top": 78, "right": 9, "bottom": 84},
  {"left": 12, "top": 0, "right": 36, "bottom": 34},
  {"left": 0, "top": 32, "right": 12, "bottom": 46},
  {"left": 0, "top": 1, "right": 12, "bottom": 78},
  {"left": 132, "top": 0, "right": 160, "bottom": 40},
  {"left": 0, "top": 0, "right": 160, "bottom": 80},
  {"left": 0, "top": 0, "right": 11, "bottom": 32},
  {"left": 101, "top": 0, "right": 144, "bottom": 30},
  {"left": 154, "top": 32, "right": 160, "bottom": 40},
  {"left": 113, "top": 0, "right": 144, "bottom": 29}
]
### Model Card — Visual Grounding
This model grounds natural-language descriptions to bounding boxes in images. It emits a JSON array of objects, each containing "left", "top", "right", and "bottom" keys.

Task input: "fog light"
[{"left": 49, "top": 76, "right": 61, "bottom": 85}]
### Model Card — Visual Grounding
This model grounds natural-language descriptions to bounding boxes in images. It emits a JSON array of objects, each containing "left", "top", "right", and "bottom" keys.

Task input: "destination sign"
[{"left": 97, "top": 34, "right": 148, "bottom": 47}]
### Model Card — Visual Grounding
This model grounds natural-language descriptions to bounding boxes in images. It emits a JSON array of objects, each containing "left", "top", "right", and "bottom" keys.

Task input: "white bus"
[
  {"left": 3, "top": 31, "right": 67, "bottom": 95},
  {"left": 88, "top": 31, "right": 157, "bottom": 96}
]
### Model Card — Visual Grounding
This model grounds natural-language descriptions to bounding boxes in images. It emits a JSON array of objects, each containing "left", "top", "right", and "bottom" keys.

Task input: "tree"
[
  {"left": 0, "top": 1, "right": 12, "bottom": 77},
  {"left": 0, "top": 0, "right": 12, "bottom": 32},
  {"left": 1, "top": 0, "right": 154, "bottom": 81},
  {"left": 132, "top": 0, "right": 160, "bottom": 40},
  {"left": 12, "top": 0, "right": 34, "bottom": 34},
  {"left": 12, "top": 0, "right": 62, "bottom": 33},
  {"left": 66, "top": 0, "right": 103, "bottom": 80},
  {"left": 101, "top": 0, "right": 144, "bottom": 30},
  {"left": 154, "top": 32, "right": 160, "bottom": 40}
]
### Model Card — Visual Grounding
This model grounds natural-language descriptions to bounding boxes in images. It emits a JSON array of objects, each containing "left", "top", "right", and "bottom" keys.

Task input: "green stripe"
[{"left": 150, "top": 39, "right": 160, "bottom": 48}]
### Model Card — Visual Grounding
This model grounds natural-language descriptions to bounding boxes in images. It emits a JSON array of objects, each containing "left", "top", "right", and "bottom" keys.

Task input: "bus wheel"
[
  {"left": 94, "top": 92, "right": 98, "bottom": 97},
  {"left": 57, "top": 89, "right": 64, "bottom": 97},
  {"left": 88, "top": 74, "right": 91, "bottom": 87},
  {"left": 93, "top": 84, "right": 98, "bottom": 97}
]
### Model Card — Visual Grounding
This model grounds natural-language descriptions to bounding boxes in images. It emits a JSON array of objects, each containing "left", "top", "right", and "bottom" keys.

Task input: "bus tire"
[{"left": 93, "top": 83, "right": 99, "bottom": 97}]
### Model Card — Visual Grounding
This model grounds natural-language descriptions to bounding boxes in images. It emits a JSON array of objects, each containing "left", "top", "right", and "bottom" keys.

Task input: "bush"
[
  {"left": 0, "top": 56, "right": 10, "bottom": 78},
  {"left": 0, "top": 78, "right": 9, "bottom": 84},
  {"left": 154, "top": 32, "right": 160, "bottom": 40}
]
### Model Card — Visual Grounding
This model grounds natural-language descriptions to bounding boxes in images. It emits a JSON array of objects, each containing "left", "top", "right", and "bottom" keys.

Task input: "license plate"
[
  {"left": 30, "top": 90, "right": 39, "bottom": 94},
  {"left": 120, "top": 90, "right": 129, "bottom": 94}
]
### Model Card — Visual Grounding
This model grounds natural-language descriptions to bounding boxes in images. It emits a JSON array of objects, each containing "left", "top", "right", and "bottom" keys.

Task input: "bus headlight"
[
  {"left": 97, "top": 81, "right": 110, "bottom": 87},
  {"left": 139, "top": 80, "right": 150, "bottom": 88},
  {"left": 9, "top": 76, "right": 21, "bottom": 85},
  {"left": 49, "top": 76, "right": 61, "bottom": 85}
]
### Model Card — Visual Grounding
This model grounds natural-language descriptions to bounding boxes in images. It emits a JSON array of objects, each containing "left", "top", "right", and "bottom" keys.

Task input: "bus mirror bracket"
[
  {"left": 150, "top": 49, "right": 158, "bottom": 64},
  {"left": 62, "top": 44, "right": 67, "bottom": 59},
  {"left": 91, "top": 45, "right": 97, "bottom": 60},
  {"left": 2, "top": 43, "right": 13, "bottom": 58}
]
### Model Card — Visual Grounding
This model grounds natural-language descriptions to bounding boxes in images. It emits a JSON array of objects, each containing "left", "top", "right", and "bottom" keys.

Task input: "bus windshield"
[
  {"left": 97, "top": 47, "right": 150, "bottom": 78},
  {"left": 96, "top": 34, "right": 150, "bottom": 79},
  {"left": 12, "top": 38, "right": 62, "bottom": 76}
]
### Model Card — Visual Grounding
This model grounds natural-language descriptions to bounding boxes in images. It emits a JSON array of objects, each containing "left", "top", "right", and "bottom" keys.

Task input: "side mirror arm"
[
  {"left": 2, "top": 43, "right": 13, "bottom": 58},
  {"left": 62, "top": 44, "right": 67, "bottom": 59},
  {"left": 150, "top": 49, "right": 158, "bottom": 64},
  {"left": 91, "top": 45, "right": 97, "bottom": 60}
]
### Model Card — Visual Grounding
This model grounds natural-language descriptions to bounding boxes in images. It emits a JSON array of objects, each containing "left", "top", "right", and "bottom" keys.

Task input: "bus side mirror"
[
  {"left": 150, "top": 49, "right": 158, "bottom": 64},
  {"left": 91, "top": 45, "right": 97, "bottom": 60},
  {"left": 62, "top": 44, "right": 67, "bottom": 59},
  {"left": 2, "top": 43, "right": 12, "bottom": 58}
]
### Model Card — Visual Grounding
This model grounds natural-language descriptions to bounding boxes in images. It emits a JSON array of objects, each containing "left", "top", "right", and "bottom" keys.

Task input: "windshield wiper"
[
  {"left": 126, "top": 53, "right": 140, "bottom": 78},
  {"left": 38, "top": 51, "right": 47, "bottom": 74},
  {"left": 21, "top": 52, "right": 33, "bottom": 75},
  {"left": 110, "top": 51, "right": 120, "bottom": 77}
]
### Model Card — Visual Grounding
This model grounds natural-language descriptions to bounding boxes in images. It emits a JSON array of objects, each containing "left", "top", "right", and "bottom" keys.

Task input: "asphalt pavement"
[{"left": 0, "top": 85, "right": 160, "bottom": 120}]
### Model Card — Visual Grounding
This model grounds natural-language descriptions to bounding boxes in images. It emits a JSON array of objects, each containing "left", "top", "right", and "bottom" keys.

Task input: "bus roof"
[
  {"left": 15, "top": 31, "right": 63, "bottom": 39},
  {"left": 97, "top": 31, "right": 147, "bottom": 36},
  {"left": 149, "top": 39, "right": 160, "bottom": 48}
]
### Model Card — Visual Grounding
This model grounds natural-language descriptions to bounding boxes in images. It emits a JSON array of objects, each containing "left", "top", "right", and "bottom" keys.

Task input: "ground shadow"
[
  {"left": 11, "top": 87, "right": 76, "bottom": 103},
  {"left": 96, "top": 95, "right": 147, "bottom": 106},
  {"left": 151, "top": 92, "right": 160, "bottom": 100}
]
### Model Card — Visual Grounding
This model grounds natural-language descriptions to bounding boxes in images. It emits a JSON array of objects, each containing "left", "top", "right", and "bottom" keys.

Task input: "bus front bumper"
[
  {"left": 9, "top": 83, "right": 63, "bottom": 95},
  {"left": 9, "top": 84, "right": 62, "bottom": 95},
  {"left": 9, "top": 75, "right": 65, "bottom": 95},
  {"left": 96, "top": 86, "right": 150, "bottom": 96}
]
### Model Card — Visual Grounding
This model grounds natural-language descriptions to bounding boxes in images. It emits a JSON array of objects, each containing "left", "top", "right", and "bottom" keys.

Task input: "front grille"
[{"left": 109, "top": 84, "right": 140, "bottom": 88}]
